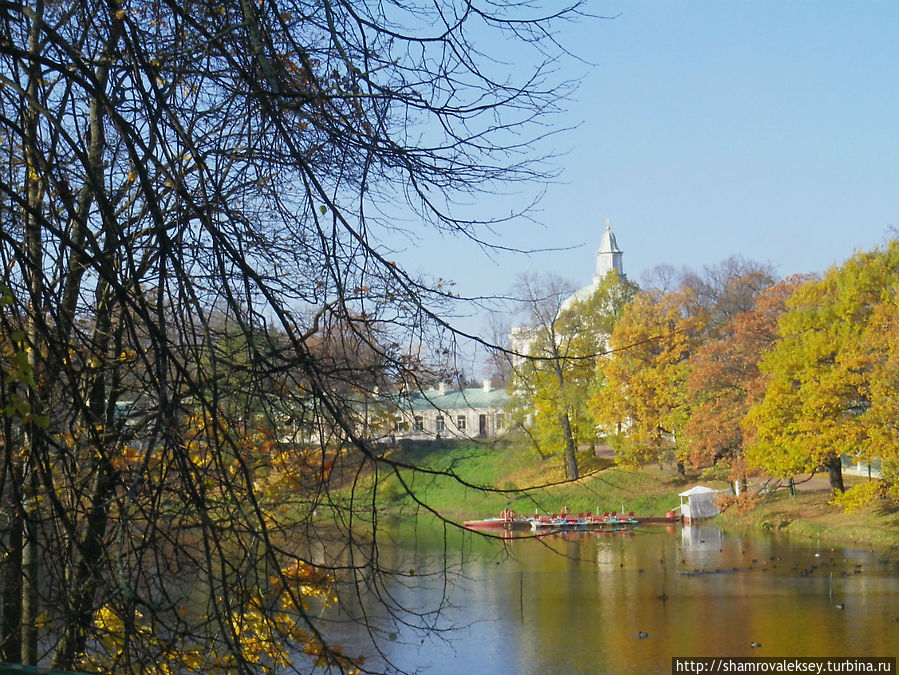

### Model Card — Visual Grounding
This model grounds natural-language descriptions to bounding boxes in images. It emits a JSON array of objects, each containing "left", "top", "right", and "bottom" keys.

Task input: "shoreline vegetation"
[{"left": 354, "top": 440, "right": 899, "bottom": 554}]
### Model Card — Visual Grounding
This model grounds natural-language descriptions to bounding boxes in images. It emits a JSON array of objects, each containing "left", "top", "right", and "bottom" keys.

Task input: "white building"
[{"left": 386, "top": 380, "right": 510, "bottom": 441}]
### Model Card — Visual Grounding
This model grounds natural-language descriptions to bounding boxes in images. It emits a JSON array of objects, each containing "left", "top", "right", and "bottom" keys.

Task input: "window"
[
  {"left": 456, "top": 415, "right": 466, "bottom": 431},
  {"left": 495, "top": 413, "right": 505, "bottom": 430},
  {"left": 436, "top": 415, "right": 445, "bottom": 433},
  {"left": 413, "top": 416, "right": 424, "bottom": 432}
]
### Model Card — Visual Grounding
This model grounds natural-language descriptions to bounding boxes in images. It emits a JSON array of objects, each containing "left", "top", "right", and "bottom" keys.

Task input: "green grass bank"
[{"left": 366, "top": 440, "right": 693, "bottom": 521}]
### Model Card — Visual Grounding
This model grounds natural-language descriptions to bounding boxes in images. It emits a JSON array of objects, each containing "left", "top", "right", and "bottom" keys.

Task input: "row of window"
[
  {"left": 408, "top": 413, "right": 505, "bottom": 434},
  {"left": 432, "top": 415, "right": 466, "bottom": 432}
]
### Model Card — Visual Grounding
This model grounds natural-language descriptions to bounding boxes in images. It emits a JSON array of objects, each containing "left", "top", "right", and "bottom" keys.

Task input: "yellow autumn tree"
[
  {"left": 511, "top": 271, "right": 637, "bottom": 479},
  {"left": 745, "top": 243, "right": 899, "bottom": 493},
  {"left": 591, "top": 287, "right": 707, "bottom": 468},
  {"left": 856, "top": 282, "right": 899, "bottom": 502}
]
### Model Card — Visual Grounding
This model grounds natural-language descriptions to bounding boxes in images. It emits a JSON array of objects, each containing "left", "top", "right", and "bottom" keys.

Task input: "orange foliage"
[{"left": 685, "top": 277, "right": 806, "bottom": 470}]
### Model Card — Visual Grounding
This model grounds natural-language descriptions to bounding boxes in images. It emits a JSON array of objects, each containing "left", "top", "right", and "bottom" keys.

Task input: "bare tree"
[
  {"left": 680, "top": 256, "right": 777, "bottom": 332},
  {"left": 640, "top": 263, "right": 682, "bottom": 295},
  {"left": 641, "top": 257, "right": 775, "bottom": 328},
  {"left": 0, "top": 1, "right": 586, "bottom": 671}
]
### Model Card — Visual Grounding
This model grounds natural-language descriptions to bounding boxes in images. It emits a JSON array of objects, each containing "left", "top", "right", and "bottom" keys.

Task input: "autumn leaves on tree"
[
  {"left": 592, "top": 286, "right": 705, "bottom": 468},
  {"left": 746, "top": 245, "right": 899, "bottom": 495},
  {"left": 516, "top": 250, "right": 898, "bottom": 505}
]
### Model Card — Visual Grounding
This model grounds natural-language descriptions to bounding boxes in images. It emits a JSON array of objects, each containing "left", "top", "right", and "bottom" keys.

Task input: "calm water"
[{"left": 319, "top": 523, "right": 899, "bottom": 674}]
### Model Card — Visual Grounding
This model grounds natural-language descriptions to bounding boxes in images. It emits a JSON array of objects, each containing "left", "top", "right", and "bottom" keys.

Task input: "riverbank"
[
  {"left": 361, "top": 440, "right": 899, "bottom": 553},
  {"left": 718, "top": 489, "right": 899, "bottom": 552}
]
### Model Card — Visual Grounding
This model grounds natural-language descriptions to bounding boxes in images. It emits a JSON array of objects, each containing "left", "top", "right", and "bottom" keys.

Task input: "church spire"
[
  {"left": 559, "top": 219, "right": 627, "bottom": 313},
  {"left": 594, "top": 219, "right": 624, "bottom": 282}
]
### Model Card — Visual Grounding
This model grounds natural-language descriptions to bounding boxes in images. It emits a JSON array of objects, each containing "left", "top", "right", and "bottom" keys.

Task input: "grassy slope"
[
  {"left": 371, "top": 440, "right": 697, "bottom": 521},
  {"left": 364, "top": 440, "right": 899, "bottom": 553}
]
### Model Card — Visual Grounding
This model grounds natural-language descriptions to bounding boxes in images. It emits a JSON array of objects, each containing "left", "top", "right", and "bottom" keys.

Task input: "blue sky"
[{"left": 392, "top": 2, "right": 899, "bottom": 351}]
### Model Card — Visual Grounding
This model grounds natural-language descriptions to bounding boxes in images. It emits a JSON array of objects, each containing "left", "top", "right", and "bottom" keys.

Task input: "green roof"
[{"left": 404, "top": 386, "right": 509, "bottom": 411}]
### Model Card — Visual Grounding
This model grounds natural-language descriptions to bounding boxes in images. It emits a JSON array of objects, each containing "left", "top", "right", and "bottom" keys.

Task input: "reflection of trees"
[
  {"left": 310, "top": 528, "right": 899, "bottom": 671},
  {"left": 0, "top": 1, "right": 584, "bottom": 670}
]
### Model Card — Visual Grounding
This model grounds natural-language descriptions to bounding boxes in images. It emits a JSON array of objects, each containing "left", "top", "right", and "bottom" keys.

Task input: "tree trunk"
[
  {"left": 20, "top": 2, "right": 45, "bottom": 664},
  {"left": 1, "top": 492, "right": 22, "bottom": 664},
  {"left": 560, "top": 413, "right": 579, "bottom": 480},
  {"left": 50, "top": 9, "right": 125, "bottom": 667},
  {"left": 52, "top": 463, "right": 116, "bottom": 670},
  {"left": 825, "top": 455, "right": 845, "bottom": 493},
  {"left": 20, "top": 479, "right": 39, "bottom": 666},
  {"left": 52, "top": 261, "right": 120, "bottom": 669}
]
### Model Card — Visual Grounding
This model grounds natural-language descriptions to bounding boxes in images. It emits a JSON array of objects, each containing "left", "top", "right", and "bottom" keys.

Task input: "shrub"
[
  {"left": 717, "top": 491, "right": 758, "bottom": 514},
  {"left": 830, "top": 480, "right": 888, "bottom": 513}
]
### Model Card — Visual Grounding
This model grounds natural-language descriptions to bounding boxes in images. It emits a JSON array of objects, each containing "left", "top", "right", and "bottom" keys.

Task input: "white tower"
[{"left": 594, "top": 220, "right": 624, "bottom": 283}]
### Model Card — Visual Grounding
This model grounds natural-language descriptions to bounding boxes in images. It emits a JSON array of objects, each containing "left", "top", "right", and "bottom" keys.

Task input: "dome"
[{"left": 559, "top": 280, "right": 601, "bottom": 314}]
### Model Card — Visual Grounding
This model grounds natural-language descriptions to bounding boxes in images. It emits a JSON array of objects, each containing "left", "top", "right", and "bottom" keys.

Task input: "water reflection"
[{"left": 323, "top": 524, "right": 899, "bottom": 674}]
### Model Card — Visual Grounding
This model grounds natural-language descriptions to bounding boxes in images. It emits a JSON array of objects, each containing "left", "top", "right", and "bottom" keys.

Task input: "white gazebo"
[{"left": 678, "top": 485, "right": 721, "bottom": 523}]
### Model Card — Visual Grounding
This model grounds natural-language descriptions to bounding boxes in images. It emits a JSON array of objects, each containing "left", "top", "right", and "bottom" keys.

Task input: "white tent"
[{"left": 679, "top": 485, "right": 720, "bottom": 522}]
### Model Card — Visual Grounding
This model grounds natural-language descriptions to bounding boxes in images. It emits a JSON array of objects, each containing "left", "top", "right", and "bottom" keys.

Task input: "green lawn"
[{"left": 355, "top": 440, "right": 691, "bottom": 521}]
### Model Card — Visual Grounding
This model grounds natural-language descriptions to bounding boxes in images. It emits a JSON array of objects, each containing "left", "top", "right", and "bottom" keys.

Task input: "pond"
[{"left": 320, "top": 522, "right": 899, "bottom": 674}]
